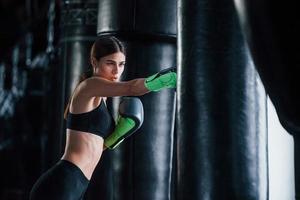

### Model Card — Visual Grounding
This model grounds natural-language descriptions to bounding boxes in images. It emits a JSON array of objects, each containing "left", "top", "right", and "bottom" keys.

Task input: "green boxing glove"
[
  {"left": 104, "top": 97, "right": 144, "bottom": 149},
  {"left": 144, "top": 67, "right": 177, "bottom": 92}
]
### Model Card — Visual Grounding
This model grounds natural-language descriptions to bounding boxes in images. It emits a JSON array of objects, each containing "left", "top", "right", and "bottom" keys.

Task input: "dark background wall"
[{"left": 0, "top": 0, "right": 60, "bottom": 199}]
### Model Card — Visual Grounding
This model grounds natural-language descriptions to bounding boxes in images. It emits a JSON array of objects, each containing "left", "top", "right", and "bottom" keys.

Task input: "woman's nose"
[{"left": 112, "top": 64, "right": 119, "bottom": 74}]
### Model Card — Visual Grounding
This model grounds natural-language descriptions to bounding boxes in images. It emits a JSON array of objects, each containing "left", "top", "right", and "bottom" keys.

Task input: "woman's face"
[{"left": 92, "top": 52, "right": 126, "bottom": 82}]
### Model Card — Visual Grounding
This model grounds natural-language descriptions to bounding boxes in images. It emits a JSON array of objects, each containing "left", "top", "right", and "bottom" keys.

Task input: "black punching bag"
[
  {"left": 60, "top": 0, "right": 97, "bottom": 105},
  {"left": 97, "top": 0, "right": 176, "bottom": 200},
  {"left": 233, "top": 0, "right": 300, "bottom": 134},
  {"left": 177, "top": 0, "right": 268, "bottom": 199},
  {"left": 234, "top": 0, "right": 300, "bottom": 199}
]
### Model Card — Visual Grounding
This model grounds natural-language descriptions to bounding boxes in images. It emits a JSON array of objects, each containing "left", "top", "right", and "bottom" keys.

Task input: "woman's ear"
[{"left": 91, "top": 57, "right": 98, "bottom": 68}]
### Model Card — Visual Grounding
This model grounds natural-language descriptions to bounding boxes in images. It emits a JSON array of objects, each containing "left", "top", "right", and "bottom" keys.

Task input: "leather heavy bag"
[
  {"left": 177, "top": 0, "right": 268, "bottom": 199},
  {"left": 234, "top": 0, "right": 300, "bottom": 135},
  {"left": 234, "top": 0, "right": 300, "bottom": 199},
  {"left": 97, "top": 0, "right": 176, "bottom": 200}
]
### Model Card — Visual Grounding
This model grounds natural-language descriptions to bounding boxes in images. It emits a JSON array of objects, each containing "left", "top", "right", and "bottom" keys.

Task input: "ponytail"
[
  {"left": 79, "top": 69, "right": 93, "bottom": 83},
  {"left": 63, "top": 69, "right": 94, "bottom": 119}
]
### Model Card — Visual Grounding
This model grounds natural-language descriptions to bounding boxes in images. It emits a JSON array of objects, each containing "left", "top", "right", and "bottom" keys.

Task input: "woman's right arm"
[
  {"left": 79, "top": 66, "right": 177, "bottom": 98},
  {"left": 79, "top": 77, "right": 150, "bottom": 98}
]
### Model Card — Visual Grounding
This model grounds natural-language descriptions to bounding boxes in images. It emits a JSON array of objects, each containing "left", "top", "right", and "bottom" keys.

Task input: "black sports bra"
[{"left": 66, "top": 100, "right": 115, "bottom": 138}]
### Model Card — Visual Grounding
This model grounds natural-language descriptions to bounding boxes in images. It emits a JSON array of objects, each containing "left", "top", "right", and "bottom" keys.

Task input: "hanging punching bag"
[
  {"left": 97, "top": 0, "right": 176, "bottom": 200},
  {"left": 177, "top": 0, "right": 268, "bottom": 199},
  {"left": 60, "top": 0, "right": 98, "bottom": 101},
  {"left": 233, "top": 0, "right": 300, "bottom": 134},
  {"left": 234, "top": 0, "right": 300, "bottom": 199}
]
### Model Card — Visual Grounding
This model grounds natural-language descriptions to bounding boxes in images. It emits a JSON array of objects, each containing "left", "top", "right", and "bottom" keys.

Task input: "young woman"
[{"left": 30, "top": 36, "right": 176, "bottom": 200}]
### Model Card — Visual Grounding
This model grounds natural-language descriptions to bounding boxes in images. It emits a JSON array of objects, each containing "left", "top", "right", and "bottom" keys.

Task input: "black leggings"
[{"left": 30, "top": 160, "right": 89, "bottom": 200}]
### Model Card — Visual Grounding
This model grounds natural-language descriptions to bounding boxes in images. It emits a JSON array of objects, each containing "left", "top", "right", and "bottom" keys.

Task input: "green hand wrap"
[
  {"left": 144, "top": 67, "right": 177, "bottom": 92},
  {"left": 104, "top": 117, "right": 135, "bottom": 149}
]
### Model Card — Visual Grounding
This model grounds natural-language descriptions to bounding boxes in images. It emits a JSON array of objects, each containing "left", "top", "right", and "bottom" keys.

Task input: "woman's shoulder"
[
  {"left": 80, "top": 76, "right": 106, "bottom": 85},
  {"left": 70, "top": 92, "right": 103, "bottom": 114}
]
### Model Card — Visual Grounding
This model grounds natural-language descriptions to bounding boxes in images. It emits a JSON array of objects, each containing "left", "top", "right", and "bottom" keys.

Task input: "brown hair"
[{"left": 63, "top": 36, "right": 126, "bottom": 119}]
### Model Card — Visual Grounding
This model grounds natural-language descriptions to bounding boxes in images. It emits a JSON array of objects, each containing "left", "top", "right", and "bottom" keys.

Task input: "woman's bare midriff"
[{"left": 61, "top": 129, "right": 104, "bottom": 180}]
